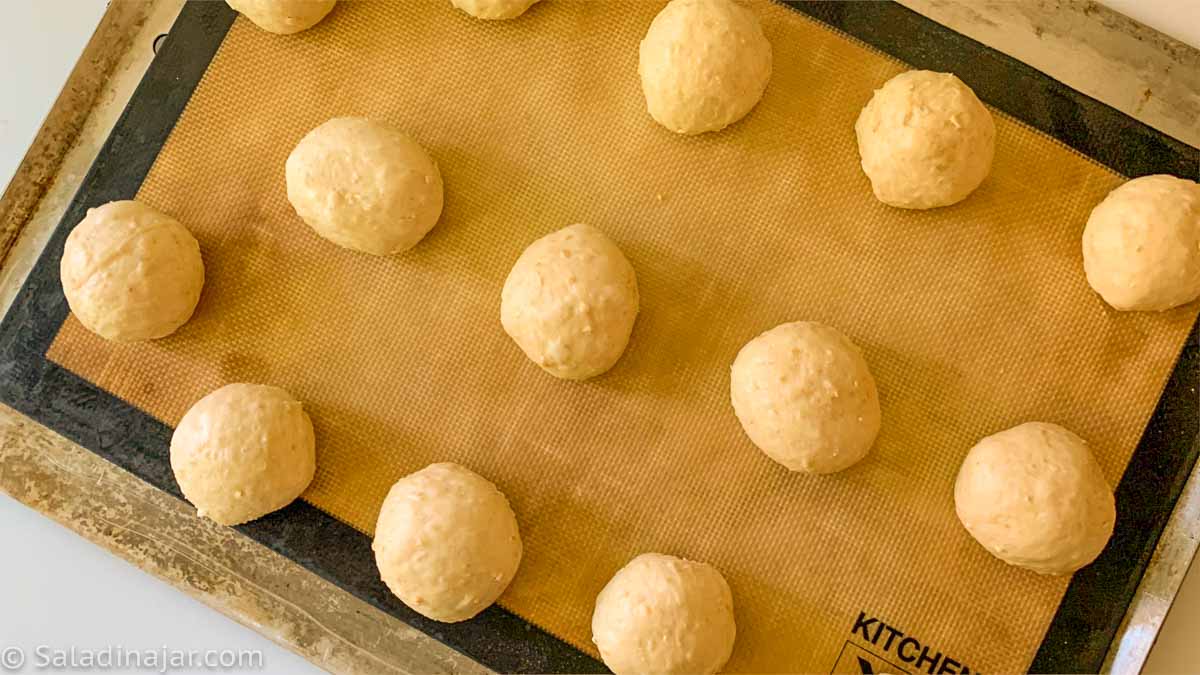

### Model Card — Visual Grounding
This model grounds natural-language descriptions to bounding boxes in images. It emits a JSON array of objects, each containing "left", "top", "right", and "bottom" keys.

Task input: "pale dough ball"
[
  {"left": 286, "top": 117, "right": 444, "bottom": 255},
  {"left": 501, "top": 223, "right": 639, "bottom": 380},
  {"left": 954, "top": 422, "right": 1115, "bottom": 575},
  {"left": 592, "top": 553, "right": 736, "bottom": 675},
  {"left": 638, "top": 0, "right": 773, "bottom": 135},
  {"left": 1082, "top": 174, "right": 1200, "bottom": 311},
  {"left": 226, "top": 0, "right": 336, "bottom": 34},
  {"left": 730, "top": 322, "right": 881, "bottom": 474},
  {"left": 60, "top": 200, "right": 204, "bottom": 342},
  {"left": 170, "top": 383, "right": 316, "bottom": 526},
  {"left": 855, "top": 70, "right": 995, "bottom": 209},
  {"left": 373, "top": 463, "right": 522, "bottom": 623},
  {"left": 450, "top": 0, "right": 540, "bottom": 20}
]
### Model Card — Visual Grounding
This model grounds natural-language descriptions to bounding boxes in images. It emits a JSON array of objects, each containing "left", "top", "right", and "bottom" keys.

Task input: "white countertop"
[{"left": 0, "top": 3, "right": 1196, "bottom": 674}]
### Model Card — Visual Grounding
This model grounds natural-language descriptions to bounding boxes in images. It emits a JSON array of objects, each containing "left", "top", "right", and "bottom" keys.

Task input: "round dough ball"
[
  {"left": 730, "top": 321, "right": 880, "bottom": 474},
  {"left": 855, "top": 70, "right": 995, "bottom": 209},
  {"left": 60, "top": 200, "right": 204, "bottom": 342},
  {"left": 373, "top": 463, "right": 522, "bottom": 623},
  {"left": 592, "top": 553, "right": 736, "bottom": 675},
  {"left": 451, "top": 0, "right": 540, "bottom": 20},
  {"left": 638, "top": 0, "right": 773, "bottom": 135},
  {"left": 225, "top": 0, "right": 336, "bottom": 34},
  {"left": 1082, "top": 174, "right": 1200, "bottom": 311},
  {"left": 170, "top": 383, "right": 316, "bottom": 526},
  {"left": 286, "top": 117, "right": 444, "bottom": 255},
  {"left": 954, "top": 422, "right": 1115, "bottom": 575},
  {"left": 501, "top": 223, "right": 639, "bottom": 380}
]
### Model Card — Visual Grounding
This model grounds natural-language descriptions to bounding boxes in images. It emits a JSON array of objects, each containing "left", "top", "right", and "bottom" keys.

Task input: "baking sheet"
[{"left": 31, "top": 1, "right": 1200, "bottom": 672}]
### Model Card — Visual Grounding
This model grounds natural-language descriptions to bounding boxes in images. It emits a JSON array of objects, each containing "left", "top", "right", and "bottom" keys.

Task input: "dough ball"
[
  {"left": 954, "top": 422, "right": 1115, "bottom": 575},
  {"left": 225, "top": 0, "right": 336, "bottom": 34},
  {"left": 730, "top": 321, "right": 881, "bottom": 474},
  {"left": 501, "top": 224, "right": 639, "bottom": 380},
  {"left": 60, "top": 200, "right": 204, "bottom": 342},
  {"left": 373, "top": 463, "right": 522, "bottom": 623},
  {"left": 638, "top": 0, "right": 772, "bottom": 135},
  {"left": 1082, "top": 174, "right": 1200, "bottom": 311},
  {"left": 170, "top": 383, "right": 316, "bottom": 526},
  {"left": 450, "top": 0, "right": 540, "bottom": 20},
  {"left": 855, "top": 70, "right": 995, "bottom": 209},
  {"left": 592, "top": 553, "right": 736, "bottom": 675},
  {"left": 286, "top": 117, "right": 444, "bottom": 255}
]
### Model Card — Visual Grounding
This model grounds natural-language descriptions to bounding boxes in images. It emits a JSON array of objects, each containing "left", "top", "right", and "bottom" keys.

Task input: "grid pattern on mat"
[{"left": 46, "top": 1, "right": 1199, "bottom": 671}]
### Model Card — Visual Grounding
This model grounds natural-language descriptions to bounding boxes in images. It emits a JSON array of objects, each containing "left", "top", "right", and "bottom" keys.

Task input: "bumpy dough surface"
[
  {"left": 730, "top": 321, "right": 881, "bottom": 474},
  {"left": 225, "top": 0, "right": 336, "bottom": 34},
  {"left": 450, "top": 0, "right": 540, "bottom": 20},
  {"left": 1082, "top": 174, "right": 1200, "bottom": 311},
  {"left": 954, "top": 422, "right": 1115, "bottom": 575},
  {"left": 60, "top": 200, "right": 204, "bottom": 342},
  {"left": 501, "top": 224, "right": 639, "bottom": 380},
  {"left": 170, "top": 383, "right": 316, "bottom": 526},
  {"left": 286, "top": 117, "right": 443, "bottom": 255},
  {"left": 855, "top": 70, "right": 995, "bottom": 209},
  {"left": 592, "top": 553, "right": 736, "bottom": 675},
  {"left": 373, "top": 463, "right": 523, "bottom": 623},
  {"left": 638, "top": 0, "right": 772, "bottom": 135}
]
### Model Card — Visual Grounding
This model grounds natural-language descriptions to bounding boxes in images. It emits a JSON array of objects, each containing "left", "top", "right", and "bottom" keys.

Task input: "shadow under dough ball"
[
  {"left": 730, "top": 321, "right": 881, "bottom": 474},
  {"left": 954, "top": 421, "right": 1115, "bottom": 575},
  {"left": 450, "top": 0, "right": 541, "bottom": 20},
  {"left": 638, "top": 0, "right": 773, "bottom": 135},
  {"left": 59, "top": 200, "right": 204, "bottom": 342},
  {"left": 1082, "top": 174, "right": 1200, "bottom": 311},
  {"left": 225, "top": 0, "right": 337, "bottom": 34},
  {"left": 372, "top": 463, "right": 523, "bottom": 623},
  {"left": 591, "top": 553, "right": 737, "bottom": 675},
  {"left": 501, "top": 223, "right": 640, "bottom": 380},
  {"left": 286, "top": 117, "right": 444, "bottom": 256},
  {"left": 855, "top": 70, "right": 995, "bottom": 209},
  {"left": 170, "top": 383, "right": 316, "bottom": 526}
]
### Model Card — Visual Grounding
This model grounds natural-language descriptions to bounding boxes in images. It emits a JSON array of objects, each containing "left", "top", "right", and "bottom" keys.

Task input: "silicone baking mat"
[{"left": 2, "top": 1, "right": 1198, "bottom": 673}]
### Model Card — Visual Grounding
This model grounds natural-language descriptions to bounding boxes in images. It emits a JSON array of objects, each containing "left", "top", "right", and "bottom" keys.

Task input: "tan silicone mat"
[{"left": 47, "top": 1, "right": 1200, "bottom": 671}]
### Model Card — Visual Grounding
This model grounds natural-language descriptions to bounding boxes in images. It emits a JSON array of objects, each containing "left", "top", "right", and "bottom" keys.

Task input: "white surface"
[
  {"left": 0, "top": 2, "right": 107, "bottom": 191},
  {"left": 1101, "top": 0, "right": 1200, "bottom": 48},
  {"left": 0, "top": 2, "right": 1196, "bottom": 674}
]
